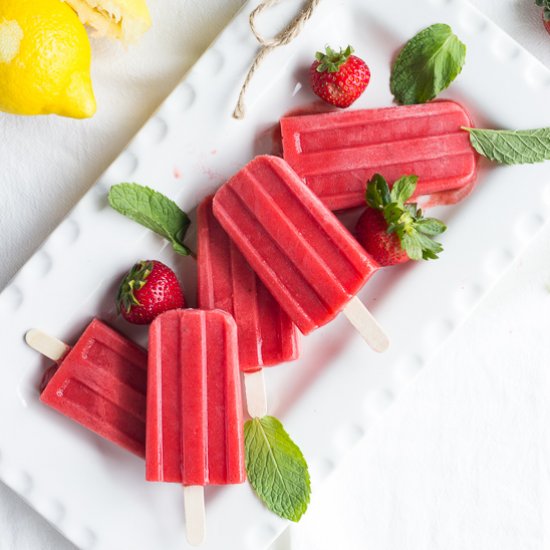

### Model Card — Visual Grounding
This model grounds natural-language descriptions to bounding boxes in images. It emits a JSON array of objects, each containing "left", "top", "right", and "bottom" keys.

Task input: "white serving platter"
[{"left": 2, "top": 0, "right": 550, "bottom": 548}]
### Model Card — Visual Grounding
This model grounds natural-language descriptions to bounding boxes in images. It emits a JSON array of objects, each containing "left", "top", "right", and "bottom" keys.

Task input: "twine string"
[{"left": 233, "top": 0, "right": 321, "bottom": 119}]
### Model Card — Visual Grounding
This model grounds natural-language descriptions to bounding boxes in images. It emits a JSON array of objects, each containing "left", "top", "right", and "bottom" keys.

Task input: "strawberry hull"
[{"left": 281, "top": 100, "right": 478, "bottom": 211}]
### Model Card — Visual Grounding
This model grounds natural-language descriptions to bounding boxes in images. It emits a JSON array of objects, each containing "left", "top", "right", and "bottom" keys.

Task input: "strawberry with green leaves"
[
  {"left": 355, "top": 174, "right": 447, "bottom": 266},
  {"left": 117, "top": 260, "right": 185, "bottom": 325},
  {"left": 535, "top": 0, "right": 550, "bottom": 34},
  {"left": 310, "top": 45, "right": 370, "bottom": 108}
]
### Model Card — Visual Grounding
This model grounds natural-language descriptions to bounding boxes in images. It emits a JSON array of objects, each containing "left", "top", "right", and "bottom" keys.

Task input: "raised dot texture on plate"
[
  {"left": 246, "top": 523, "right": 277, "bottom": 550},
  {"left": 458, "top": 6, "right": 487, "bottom": 33},
  {"left": 137, "top": 116, "right": 168, "bottom": 146},
  {"left": 170, "top": 83, "right": 196, "bottom": 113},
  {"left": 103, "top": 150, "right": 138, "bottom": 184},
  {"left": 0, "top": 285, "right": 23, "bottom": 313},
  {"left": 363, "top": 388, "right": 394, "bottom": 417},
  {"left": 394, "top": 354, "right": 424, "bottom": 383},
  {"left": 491, "top": 35, "right": 519, "bottom": 62},
  {"left": 26, "top": 251, "right": 53, "bottom": 279},
  {"left": 34, "top": 496, "right": 66, "bottom": 525},
  {"left": 48, "top": 219, "right": 80, "bottom": 249},
  {"left": 308, "top": 457, "right": 335, "bottom": 481},
  {"left": 424, "top": 318, "right": 454, "bottom": 345},
  {"left": 525, "top": 62, "right": 550, "bottom": 89},
  {"left": 485, "top": 248, "right": 514, "bottom": 278},
  {"left": 515, "top": 212, "right": 545, "bottom": 242},
  {"left": 69, "top": 527, "right": 97, "bottom": 550},
  {"left": 332, "top": 423, "right": 365, "bottom": 453},
  {"left": 4, "top": 469, "right": 33, "bottom": 496},
  {"left": 454, "top": 282, "right": 483, "bottom": 311},
  {"left": 196, "top": 49, "right": 224, "bottom": 76}
]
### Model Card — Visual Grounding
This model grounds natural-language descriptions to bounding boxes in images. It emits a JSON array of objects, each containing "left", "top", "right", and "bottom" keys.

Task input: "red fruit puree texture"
[
  {"left": 146, "top": 309, "right": 245, "bottom": 486},
  {"left": 213, "top": 155, "right": 379, "bottom": 335},
  {"left": 281, "top": 100, "right": 478, "bottom": 211},
  {"left": 197, "top": 195, "right": 299, "bottom": 373},
  {"left": 40, "top": 319, "right": 148, "bottom": 458}
]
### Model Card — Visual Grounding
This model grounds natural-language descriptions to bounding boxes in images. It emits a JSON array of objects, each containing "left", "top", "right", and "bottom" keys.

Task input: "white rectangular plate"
[{"left": 2, "top": 0, "right": 550, "bottom": 549}]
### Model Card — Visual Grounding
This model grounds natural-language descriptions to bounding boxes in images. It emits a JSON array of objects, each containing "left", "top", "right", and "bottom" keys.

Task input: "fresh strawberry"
[
  {"left": 356, "top": 208, "right": 409, "bottom": 267},
  {"left": 536, "top": 0, "right": 550, "bottom": 34},
  {"left": 116, "top": 260, "right": 185, "bottom": 325},
  {"left": 355, "top": 174, "right": 447, "bottom": 266},
  {"left": 310, "top": 45, "right": 370, "bottom": 108}
]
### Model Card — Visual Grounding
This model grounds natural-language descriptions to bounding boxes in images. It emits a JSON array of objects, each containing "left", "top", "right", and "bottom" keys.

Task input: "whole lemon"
[{"left": 0, "top": 0, "right": 96, "bottom": 118}]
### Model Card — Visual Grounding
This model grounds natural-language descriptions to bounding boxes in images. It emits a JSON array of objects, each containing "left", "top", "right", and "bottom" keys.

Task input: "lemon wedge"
[
  {"left": 0, "top": 0, "right": 96, "bottom": 118},
  {"left": 64, "top": 0, "right": 151, "bottom": 43}
]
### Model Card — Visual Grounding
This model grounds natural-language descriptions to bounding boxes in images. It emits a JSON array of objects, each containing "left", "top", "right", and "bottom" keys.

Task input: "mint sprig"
[
  {"left": 390, "top": 23, "right": 466, "bottom": 105},
  {"left": 245, "top": 416, "right": 310, "bottom": 522},
  {"left": 366, "top": 174, "right": 447, "bottom": 261},
  {"left": 463, "top": 127, "right": 550, "bottom": 165},
  {"left": 108, "top": 183, "right": 192, "bottom": 256}
]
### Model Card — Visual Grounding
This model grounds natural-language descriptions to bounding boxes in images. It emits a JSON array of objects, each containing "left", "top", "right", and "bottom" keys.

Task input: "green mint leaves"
[
  {"left": 390, "top": 23, "right": 466, "bottom": 105},
  {"left": 463, "top": 127, "right": 550, "bottom": 165},
  {"left": 366, "top": 174, "right": 447, "bottom": 261},
  {"left": 245, "top": 416, "right": 310, "bottom": 522},
  {"left": 108, "top": 183, "right": 192, "bottom": 256}
]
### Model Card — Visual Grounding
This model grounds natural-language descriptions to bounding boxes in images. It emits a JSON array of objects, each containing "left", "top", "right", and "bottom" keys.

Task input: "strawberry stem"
[{"left": 315, "top": 45, "right": 354, "bottom": 73}]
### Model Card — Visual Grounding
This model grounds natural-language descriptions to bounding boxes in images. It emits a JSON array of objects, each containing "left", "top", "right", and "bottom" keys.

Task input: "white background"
[{"left": 2, "top": 0, "right": 550, "bottom": 548}]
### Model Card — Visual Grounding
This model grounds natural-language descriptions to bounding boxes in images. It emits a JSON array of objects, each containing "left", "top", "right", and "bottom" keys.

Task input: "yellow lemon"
[
  {"left": 63, "top": 0, "right": 151, "bottom": 43},
  {"left": 0, "top": 0, "right": 96, "bottom": 118}
]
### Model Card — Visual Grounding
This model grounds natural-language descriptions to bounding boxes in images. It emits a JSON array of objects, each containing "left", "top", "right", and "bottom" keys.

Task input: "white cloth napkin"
[{"left": 2, "top": 0, "right": 550, "bottom": 549}]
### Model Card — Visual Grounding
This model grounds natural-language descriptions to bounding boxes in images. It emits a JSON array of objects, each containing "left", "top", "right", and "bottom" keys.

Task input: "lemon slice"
[
  {"left": 0, "top": 0, "right": 96, "bottom": 118},
  {"left": 64, "top": 0, "right": 151, "bottom": 43}
]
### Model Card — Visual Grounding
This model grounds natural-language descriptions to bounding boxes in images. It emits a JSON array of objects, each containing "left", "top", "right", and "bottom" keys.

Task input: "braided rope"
[{"left": 233, "top": 0, "right": 322, "bottom": 119}]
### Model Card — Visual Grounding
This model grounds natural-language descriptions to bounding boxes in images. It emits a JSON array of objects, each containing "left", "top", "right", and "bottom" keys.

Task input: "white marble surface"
[{"left": 2, "top": 0, "right": 550, "bottom": 549}]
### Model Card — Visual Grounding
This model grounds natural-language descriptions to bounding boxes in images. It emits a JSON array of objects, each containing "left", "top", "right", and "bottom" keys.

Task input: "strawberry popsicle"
[
  {"left": 213, "top": 155, "right": 388, "bottom": 352},
  {"left": 146, "top": 308, "right": 245, "bottom": 544},
  {"left": 281, "top": 100, "right": 477, "bottom": 211},
  {"left": 197, "top": 195, "right": 299, "bottom": 416},
  {"left": 26, "top": 319, "right": 147, "bottom": 458}
]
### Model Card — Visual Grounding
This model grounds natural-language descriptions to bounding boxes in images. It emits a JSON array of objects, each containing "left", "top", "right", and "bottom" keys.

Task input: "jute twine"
[{"left": 232, "top": 0, "right": 322, "bottom": 119}]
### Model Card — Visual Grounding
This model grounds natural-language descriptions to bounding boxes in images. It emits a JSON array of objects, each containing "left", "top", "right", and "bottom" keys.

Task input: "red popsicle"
[
  {"left": 146, "top": 309, "right": 245, "bottom": 544},
  {"left": 27, "top": 319, "right": 147, "bottom": 458},
  {"left": 281, "top": 100, "right": 477, "bottom": 211},
  {"left": 213, "top": 155, "right": 388, "bottom": 351},
  {"left": 198, "top": 196, "right": 298, "bottom": 372}
]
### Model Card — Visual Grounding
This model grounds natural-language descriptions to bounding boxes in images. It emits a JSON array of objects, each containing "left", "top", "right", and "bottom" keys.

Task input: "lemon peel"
[
  {"left": 0, "top": 0, "right": 96, "bottom": 118},
  {"left": 64, "top": 0, "right": 151, "bottom": 43},
  {"left": 0, "top": 20, "right": 23, "bottom": 63}
]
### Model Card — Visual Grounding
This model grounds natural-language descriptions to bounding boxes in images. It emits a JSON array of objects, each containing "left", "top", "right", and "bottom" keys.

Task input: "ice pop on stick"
[
  {"left": 26, "top": 319, "right": 148, "bottom": 457},
  {"left": 213, "top": 155, "right": 388, "bottom": 352},
  {"left": 281, "top": 100, "right": 477, "bottom": 211},
  {"left": 146, "top": 309, "right": 245, "bottom": 545},
  {"left": 197, "top": 195, "right": 299, "bottom": 417}
]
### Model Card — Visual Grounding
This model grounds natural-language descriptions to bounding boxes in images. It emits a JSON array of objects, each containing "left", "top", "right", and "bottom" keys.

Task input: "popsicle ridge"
[
  {"left": 215, "top": 183, "right": 332, "bottom": 332},
  {"left": 281, "top": 100, "right": 477, "bottom": 210},
  {"left": 198, "top": 196, "right": 298, "bottom": 370},
  {"left": 146, "top": 309, "right": 245, "bottom": 486},
  {"left": 213, "top": 156, "right": 378, "bottom": 334}
]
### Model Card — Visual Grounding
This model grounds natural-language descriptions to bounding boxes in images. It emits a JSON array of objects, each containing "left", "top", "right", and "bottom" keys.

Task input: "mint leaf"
[
  {"left": 463, "top": 127, "right": 550, "bottom": 165},
  {"left": 390, "top": 175, "right": 418, "bottom": 204},
  {"left": 108, "top": 183, "right": 192, "bottom": 256},
  {"left": 245, "top": 416, "right": 310, "bottom": 522},
  {"left": 390, "top": 23, "right": 466, "bottom": 105}
]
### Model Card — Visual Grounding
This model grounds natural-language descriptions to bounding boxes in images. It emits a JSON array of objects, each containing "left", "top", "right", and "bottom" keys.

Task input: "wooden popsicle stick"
[
  {"left": 343, "top": 296, "right": 389, "bottom": 353},
  {"left": 183, "top": 485, "right": 206, "bottom": 546},
  {"left": 25, "top": 329, "right": 69, "bottom": 362},
  {"left": 243, "top": 370, "right": 268, "bottom": 418}
]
